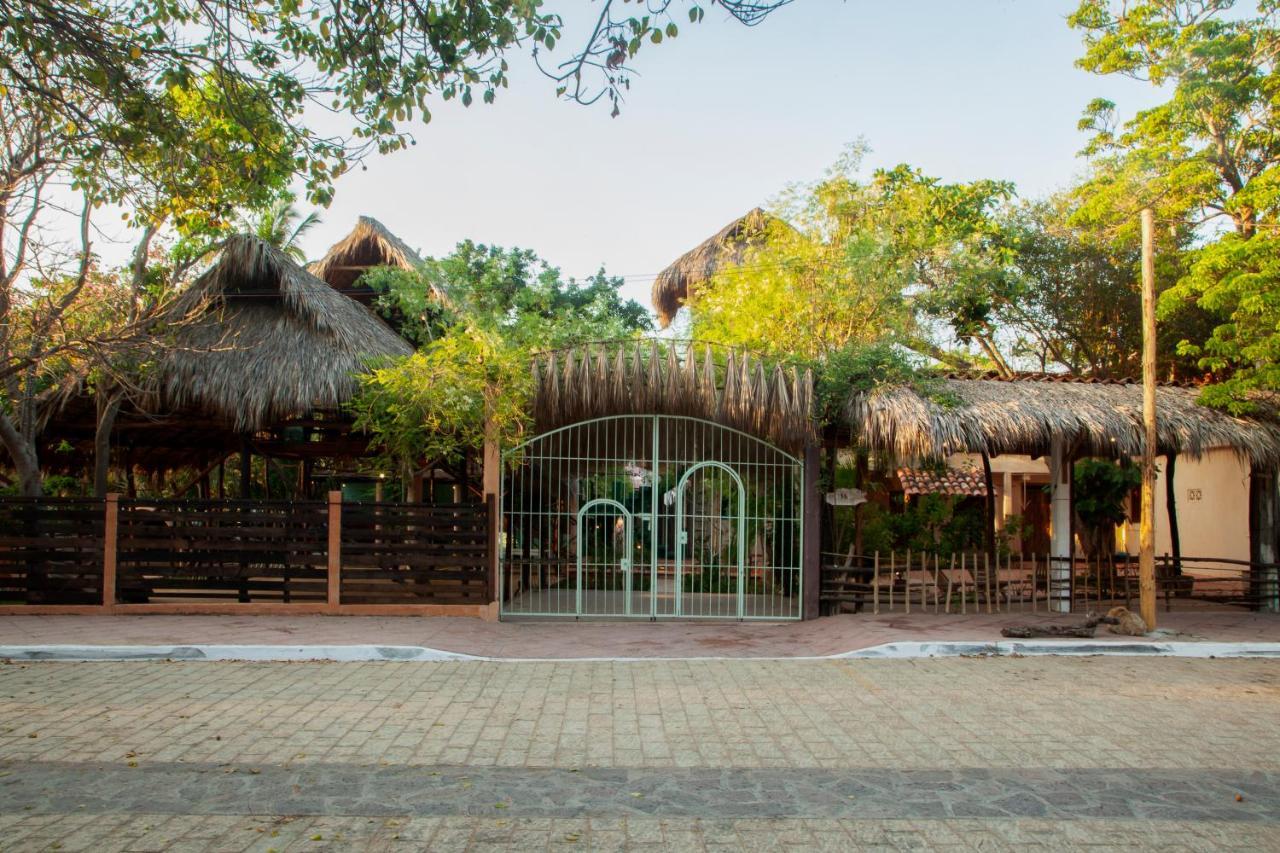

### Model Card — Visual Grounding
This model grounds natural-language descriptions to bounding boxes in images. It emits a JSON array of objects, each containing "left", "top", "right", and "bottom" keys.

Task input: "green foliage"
[
  {"left": 434, "top": 241, "right": 652, "bottom": 346},
  {"left": 857, "top": 494, "right": 986, "bottom": 558},
  {"left": 1072, "top": 458, "right": 1141, "bottom": 557},
  {"left": 362, "top": 266, "right": 455, "bottom": 348},
  {"left": 808, "top": 341, "right": 955, "bottom": 427},
  {"left": 687, "top": 143, "right": 1013, "bottom": 369},
  {"left": 349, "top": 324, "right": 533, "bottom": 469},
  {"left": 1070, "top": 1, "right": 1280, "bottom": 405},
  {"left": 350, "top": 241, "right": 650, "bottom": 469},
  {"left": 2, "top": 1, "right": 770, "bottom": 211}
]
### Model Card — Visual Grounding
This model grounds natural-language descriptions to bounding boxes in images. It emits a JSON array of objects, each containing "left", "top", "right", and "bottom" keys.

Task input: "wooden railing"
[
  {"left": 821, "top": 550, "right": 1280, "bottom": 615},
  {"left": 0, "top": 494, "right": 493, "bottom": 613}
]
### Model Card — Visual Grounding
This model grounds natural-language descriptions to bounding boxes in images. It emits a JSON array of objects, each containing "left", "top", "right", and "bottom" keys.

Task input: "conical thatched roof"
[
  {"left": 309, "top": 215, "right": 447, "bottom": 302},
  {"left": 848, "top": 374, "right": 1280, "bottom": 466},
  {"left": 532, "top": 340, "right": 814, "bottom": 453},
  {"left": 155, "top": 234, "right": 412, "bottom": 433},
  {"left": 651, "top": 207, "right": 783, "bottom": 328}
]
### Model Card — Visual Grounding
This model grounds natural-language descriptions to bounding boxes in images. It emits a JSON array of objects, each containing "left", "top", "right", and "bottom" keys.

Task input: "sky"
[{"left": 297, "top": 0, "right": 1165, "bottom": 310}]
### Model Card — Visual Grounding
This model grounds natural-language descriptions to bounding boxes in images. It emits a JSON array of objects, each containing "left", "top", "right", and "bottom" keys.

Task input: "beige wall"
[
  {"left": 947, "top": 450, "right": 1252, "bottom": 565},
  {"left": 1121, "top": 448, "right": 1251, "bottom": 567}
]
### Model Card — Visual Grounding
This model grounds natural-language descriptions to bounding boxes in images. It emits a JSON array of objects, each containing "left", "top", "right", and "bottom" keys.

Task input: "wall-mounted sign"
[{"left": 825, "top": 488, "right": 867, "bottom": 507}]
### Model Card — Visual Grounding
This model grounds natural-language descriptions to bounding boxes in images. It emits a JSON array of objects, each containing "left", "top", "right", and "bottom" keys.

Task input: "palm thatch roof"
[
  {"left": 532, "top": 340, "right": 814, "bottom": 453},
  {"left": 309, "top": 215, "right": 447, "bottom": 302},
  {"left": 154, "top": 234, "right": 412, "bottom": 433},
  {"left": 651, "top": 207, "right": 783, "bottom": 328},
  {"left": 848, "top": 374, "right": 1280, "bottom": 466}
]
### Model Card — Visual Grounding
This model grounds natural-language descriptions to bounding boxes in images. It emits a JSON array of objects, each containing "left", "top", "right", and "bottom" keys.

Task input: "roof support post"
[
  {"left": 1049, "top": 436, "right": 1072, "bottom": 612},
  {"left": 1250, "top": 465, "right": 1279, "bottom": 612},
  {"left": 802, "top": 442, "right": 822, "bottom": 620},
  {"left": 483, "top": 413, "right": 501, "bottom": 618}
]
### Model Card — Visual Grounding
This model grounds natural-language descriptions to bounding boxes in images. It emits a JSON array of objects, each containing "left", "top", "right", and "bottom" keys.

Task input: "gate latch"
[{"left": 620, "top": 558, "right": 630, "bottom": 572}]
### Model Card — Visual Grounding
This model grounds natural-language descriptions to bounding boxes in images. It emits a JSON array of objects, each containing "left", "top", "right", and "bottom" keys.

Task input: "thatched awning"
[
  {"left": 651, "top": 207, "right": 783, "bottom": 328},
  {"left": 532, "top": 340, "right": 814, "bottom": 453},
  {"left": 155, "top": 234, "right": 412, "bottom": 433},
  {"left": 848, "top": 374, "right": 1280, "bottom": 466},
  {"left": 309, "top": 215, "right": 446, "bottom": 302}
]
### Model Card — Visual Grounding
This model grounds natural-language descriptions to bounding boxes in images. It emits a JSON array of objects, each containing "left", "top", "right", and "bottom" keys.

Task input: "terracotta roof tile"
[{"left": 897, "top": 468, "right": 988, "bottom": 497}]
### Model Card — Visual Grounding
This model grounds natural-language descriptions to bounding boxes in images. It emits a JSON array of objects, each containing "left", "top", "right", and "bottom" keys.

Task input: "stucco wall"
[{"left": 1122, "top": 448, "right": 1252, "bottom": 567}]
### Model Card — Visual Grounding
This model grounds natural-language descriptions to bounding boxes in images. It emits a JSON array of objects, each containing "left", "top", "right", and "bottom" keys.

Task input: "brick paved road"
[{"left": 1, "top": 657, "right": 1278, "bottom": 850}]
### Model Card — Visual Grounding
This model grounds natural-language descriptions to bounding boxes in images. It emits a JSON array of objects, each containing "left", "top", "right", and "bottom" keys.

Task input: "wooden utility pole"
[{"left": 1139, "top": 208, "right": 1158, "bottom": 630}]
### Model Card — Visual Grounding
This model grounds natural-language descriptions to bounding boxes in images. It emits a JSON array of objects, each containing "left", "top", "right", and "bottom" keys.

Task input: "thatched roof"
[
  {"left": 533, "top": 340, "right": 814, "bottom": 453},
  {"left": 155, "top": 234, "right": 412, "bottom": 433},
  {"left": 652, "top": 207, "right": 783, "bottom": 328},
  {"left": 309, "top": 216, "right": 446, "bottom": 301},
  {"left": 848, "top": 374, "right": 1280, "bottom": 466}
]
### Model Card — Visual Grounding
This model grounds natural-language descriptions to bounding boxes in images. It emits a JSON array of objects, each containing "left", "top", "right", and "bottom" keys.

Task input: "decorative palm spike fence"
[
  {"left": 820, "top": 550, "right": 1280, "bottom": 615},
  {"left": 0, "top": 495, "right": 492, "bottom": 613}
]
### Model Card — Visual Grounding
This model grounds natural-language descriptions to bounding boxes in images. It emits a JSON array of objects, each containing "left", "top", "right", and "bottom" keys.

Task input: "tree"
[
  {"left": 1070, "top": 0, "right": 1280, "bottom": 408},
  {"left": 351, "top": 241, "right": 651, "bottom": 472},
  {"left": 237, "top": 197, "right": 321, "bottom": 264},
  {"left": 996, "top": 193, "right": 1214, "bottom": 379},
  {"left": 2, "top": 0, "right": 793, "bottom": 209},
  {"left": 685, "top": 144, "right": 1012, "bottom": 368},
  {"left": 6, "top": 0, "right": 783, "bottom": 493}
]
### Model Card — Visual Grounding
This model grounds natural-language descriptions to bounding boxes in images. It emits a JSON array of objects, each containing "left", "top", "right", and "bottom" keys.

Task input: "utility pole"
[{"left": 1139, "top": 208, "right": 1158, "bottom": 630}]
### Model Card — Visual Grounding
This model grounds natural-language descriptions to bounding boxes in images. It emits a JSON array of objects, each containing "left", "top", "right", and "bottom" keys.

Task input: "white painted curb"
[
  {"left": 833, "top": 640, "right": 1280, "bottom": 659},
  {"left": 2, "top": 641, "right": 1280, "bottom": 662},
  {"left": 0, "top": 644, "right": 479, "bottom": 662}
]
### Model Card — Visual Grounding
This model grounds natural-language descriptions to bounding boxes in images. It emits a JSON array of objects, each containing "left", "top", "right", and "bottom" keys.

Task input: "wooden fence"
[
  {"left": 0, "top": 494, "right": 494, "bottom": 616},
  {"left": 821, "top": 549, "right": 1280, "bottom": 616}
]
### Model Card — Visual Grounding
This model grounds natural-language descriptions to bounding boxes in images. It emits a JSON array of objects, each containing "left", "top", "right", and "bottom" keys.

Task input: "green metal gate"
[{"left": 499, "top": 415, "right": 803, "bottom": 620}]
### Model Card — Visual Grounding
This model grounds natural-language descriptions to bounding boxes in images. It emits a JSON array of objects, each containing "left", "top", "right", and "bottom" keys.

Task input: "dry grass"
[
  {"left": 532, "top": 340, "right": 814, "bottom": 453},
  {"left": 154, "top": 234, "right": 412, "bottom": 432},
  {"left": 651, "top": 207, "right": 782, "bottom": 328},
  {"left": 848, "top": 375, "right": 1280, "bottom": 465}
]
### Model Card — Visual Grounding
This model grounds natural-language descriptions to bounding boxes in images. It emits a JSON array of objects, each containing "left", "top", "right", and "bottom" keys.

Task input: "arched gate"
[{"left": 499, "top": 415, "right": 803, "bottom": 619}]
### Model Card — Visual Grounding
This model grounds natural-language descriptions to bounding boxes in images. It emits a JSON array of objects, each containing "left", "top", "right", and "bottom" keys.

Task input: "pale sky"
[{"left": 298, "top": 0, "right": 1163, "bottom": 310}]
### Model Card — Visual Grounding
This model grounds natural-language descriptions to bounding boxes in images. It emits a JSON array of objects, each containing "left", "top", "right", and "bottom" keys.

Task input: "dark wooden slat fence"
[
  {"left": 0, "top": 498, "right": 105, "bottom": 605},
  {"left": 0, "top": 494, "right": 493, "bottom": 612},
  {"left": 117, "top": 499, "right": 329, "bottom": 603},
  {"left": 340, "top": 503, "right": 489, "bottom": 605}
]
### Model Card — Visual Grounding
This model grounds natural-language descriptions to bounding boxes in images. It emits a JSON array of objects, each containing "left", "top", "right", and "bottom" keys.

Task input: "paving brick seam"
[{"left": 0, "top": 762, "right": 1275, "bottom": 823}]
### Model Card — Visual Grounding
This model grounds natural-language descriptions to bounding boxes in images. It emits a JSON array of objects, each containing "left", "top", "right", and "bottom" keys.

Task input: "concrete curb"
[
  {"left": 3, "top": 641, "right": 1280, "bottom": 662},
  {"left": 0, "top": 645, "right": 480, "bottom": 662},
  {"left": 833, "top": 640, "right": 1280, "bottom": 659}
]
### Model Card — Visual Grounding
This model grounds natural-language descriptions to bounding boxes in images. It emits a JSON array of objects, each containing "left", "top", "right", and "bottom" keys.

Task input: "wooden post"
[
  {"left": 1049, "top": 437, "right": 1072, "bottom": 612},
  {"left": 873, "top": 551, "right": 880, "bottom": 615},
  {"left": 1249, "top": 465, "right": 1280, "bottom": 611},
  {"left": 327, "top": 490, "right": 342, "bottom": 611},
  {"left": 944, "top": 554, "right": 954, "bottom": 614},
  {"left": 102, "top": 493, "right": 119, "bottom": 607},
  {"left": 802, "top": 442, "right": 822, "bottom": 620},
  {"left": 905, "top": 548, "right": 911, "bottom": 615},
  {"left": 1139, "top": 207, "right": 1158, "bottom": 631},
  {"left": 483, "top": 419, "right": 503, "bottom": 611}
]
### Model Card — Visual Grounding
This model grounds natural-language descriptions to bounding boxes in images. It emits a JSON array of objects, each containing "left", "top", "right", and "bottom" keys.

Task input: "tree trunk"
[
  {"left": 982, "top": 451, "right": 997, "bottom": 562},
  {"left": 1165, "top": 454, "right": 1181, "bottom": 576},
  {"left": 0, "top": 412, "right": 41, "bottom": 496},
  {"left": 93, "top": 392, "right": 123, "bottom": 497}
]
